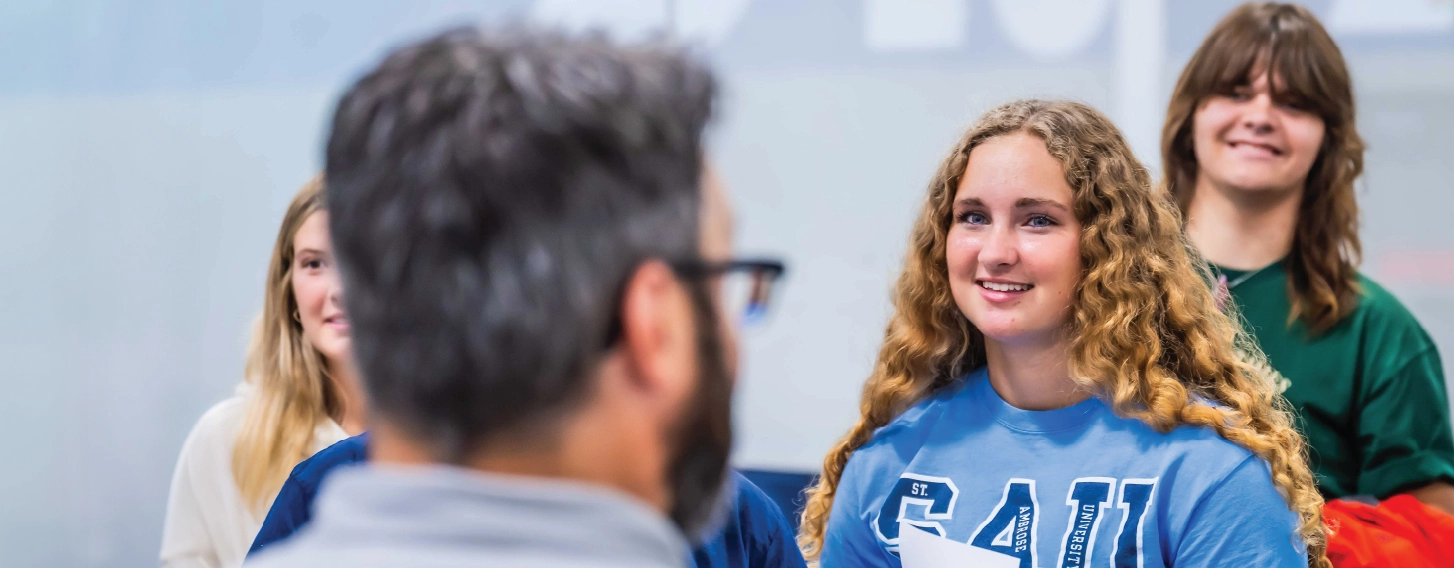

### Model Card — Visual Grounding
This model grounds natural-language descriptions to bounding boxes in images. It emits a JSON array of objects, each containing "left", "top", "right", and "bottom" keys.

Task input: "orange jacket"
[{"left": 1324, "top": 494, "right": 1454, "bottom": 567}]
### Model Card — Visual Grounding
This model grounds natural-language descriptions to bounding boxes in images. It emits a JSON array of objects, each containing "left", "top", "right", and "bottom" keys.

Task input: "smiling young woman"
[
  {"left": 800, "top": 99, "right": 1325, "bottom": 568},
  {"left": 160, "top": 177, "right": 368, "bottom": 568},
  {"left": 1163, "top": 2, "right": 1454, "bottom": 518}
]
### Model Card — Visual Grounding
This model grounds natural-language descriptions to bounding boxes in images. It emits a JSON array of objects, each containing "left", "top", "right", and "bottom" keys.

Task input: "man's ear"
[{"left": 616, "top": 260, "right": 696, "bottom": 407}]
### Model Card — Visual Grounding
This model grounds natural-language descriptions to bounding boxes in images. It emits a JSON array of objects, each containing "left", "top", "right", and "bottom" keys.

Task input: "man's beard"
[{"left": 665, "top": 282, "right": 736, "bottom": 543}]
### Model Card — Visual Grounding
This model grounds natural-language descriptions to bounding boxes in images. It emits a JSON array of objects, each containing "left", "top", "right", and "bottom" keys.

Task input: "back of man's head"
[{"left": 323, "top": 28, "right": 717, "bottom": 463}]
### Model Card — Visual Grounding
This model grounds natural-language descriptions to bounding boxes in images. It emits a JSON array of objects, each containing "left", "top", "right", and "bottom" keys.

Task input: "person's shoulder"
[
  {"left": 301, "top": 433, "right": 369, "bottom": 471},
  {"left": 1165, "top": 422, "right": 1257, "bottom": 465},
  {"left": 1169, "top": 450, "right": 1306, "bottom": 564},
  {"left": 730, "top": 471, "right": 795, "bottom": 527},
  {"left": 1153, "top": 415, "right": 1280, "bottom": 507},
  {"left": 838, "top": 372, "right": 979, "bottom": 501},
  {"left": 1104, "top": 410, "right": 1285, "bottom": 531},
  {"left": 728, "top": 473, "right": 790, "bottom": 535},
  {"left": 727, "top": 472, "right": 810, "bottom": 567},
  {"left": 1108, "top": 401, "right": 1259, "bottom": 472},
  {"left": 858, "top": 371, "right": 978, "bottom": 453},
  {"left": 1350, "top": 274, "right": 1438, "bottom": 362},
  {"left": 289, "top": 433, "right": 369, "bottom": 486},
  {"left": 731, "top": 471, "right": 777, "bottom": 511},
  {"left": 181, "top": 386, "right": 252, "bottom": 449},
  {"left": 1355, "top": 275, "right": 1431, "bottom": 332},
  {"left": 248, "top": 437, "right": 368, "bottom": 557}
]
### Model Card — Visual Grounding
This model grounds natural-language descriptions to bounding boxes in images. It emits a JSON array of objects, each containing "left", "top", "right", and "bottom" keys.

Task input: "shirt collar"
[{"left": 309, "top": 463, "right": 690, "bottom": 564}]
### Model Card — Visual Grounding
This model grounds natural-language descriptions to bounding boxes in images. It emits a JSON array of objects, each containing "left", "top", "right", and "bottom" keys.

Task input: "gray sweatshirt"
[{"left": 245, "top": 464, "right": 690, "bottom": 568}]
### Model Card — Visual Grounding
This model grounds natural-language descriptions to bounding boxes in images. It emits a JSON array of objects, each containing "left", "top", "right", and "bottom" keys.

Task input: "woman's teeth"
[{"left": 981, "top": 282, "right": 1031, "bottom": 292}]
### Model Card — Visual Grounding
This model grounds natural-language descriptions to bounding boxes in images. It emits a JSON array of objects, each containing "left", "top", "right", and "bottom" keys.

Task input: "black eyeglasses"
[
  {"left": 670, "top": 258, "right": 787, "bottom": 326},
  {"left": 603, "top": 257, "right": 787, "bottom": 348}
]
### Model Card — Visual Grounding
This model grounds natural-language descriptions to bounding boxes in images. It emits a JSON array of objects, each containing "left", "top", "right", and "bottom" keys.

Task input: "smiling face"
[
  {"left": 291, "top": 211, "right": 351, "bottom": 365},
  {"left": 1192, "top": 71, "right": 1326, "bottom": 197},
  {"left": 946, "top": 132, "right": 1082, "bottom": 347}
]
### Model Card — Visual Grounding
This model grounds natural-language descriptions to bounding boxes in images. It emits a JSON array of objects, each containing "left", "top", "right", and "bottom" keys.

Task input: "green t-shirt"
[{"left": 1216, "top": 261, "right": 1454, "bottom": 499}]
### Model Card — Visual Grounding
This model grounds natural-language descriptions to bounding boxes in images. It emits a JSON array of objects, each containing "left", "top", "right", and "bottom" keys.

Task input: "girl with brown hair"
[
  {"left": 160, "top": 177, "right": 367, "bottom": 568},
  {"left": 1163, "top": 2, "right": 1454, "bottom": 515},
  {"left": 799, "top": 100, "right": 1326, "bottom": 567}
]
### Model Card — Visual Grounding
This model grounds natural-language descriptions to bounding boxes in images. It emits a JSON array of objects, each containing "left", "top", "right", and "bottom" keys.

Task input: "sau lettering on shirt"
[{"left": 821, "top": 369, "right": 1307, "bottom": 568}]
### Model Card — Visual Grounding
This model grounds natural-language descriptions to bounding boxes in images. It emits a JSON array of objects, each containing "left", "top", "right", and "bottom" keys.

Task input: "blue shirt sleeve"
[
  {"left": 692, "top": 472, "right": 808, "bottom": 568},
  {"left": 1172, "top": 454, "right": 1307, "bottom": 567},
  {"left": 247, "top": 467, "right": 316, "bottom": 557},
  {"left": 819, "top": 460, "right": 899, "bottom": 568},
  {"left": 246, "top": 433, "right": 370, "bottom": 558},
  {"left": 736, "top": 475, "right": 808, "bottom": 568}
]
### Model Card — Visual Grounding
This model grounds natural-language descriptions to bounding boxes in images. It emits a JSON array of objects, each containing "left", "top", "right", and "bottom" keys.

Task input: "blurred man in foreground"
[{"left": 249, "top": 27, "right": 786, "bottom": 567}]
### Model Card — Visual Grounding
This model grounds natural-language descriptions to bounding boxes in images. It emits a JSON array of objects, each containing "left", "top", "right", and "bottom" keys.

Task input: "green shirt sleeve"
[{"left": 1356, "top": 345, "right": 1454, "bottom": 498}]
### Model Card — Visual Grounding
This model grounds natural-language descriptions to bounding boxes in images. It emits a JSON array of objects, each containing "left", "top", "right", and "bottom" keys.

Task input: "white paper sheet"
[{"left": 897, "top": 525, "right": 1021, "bottom": 568}]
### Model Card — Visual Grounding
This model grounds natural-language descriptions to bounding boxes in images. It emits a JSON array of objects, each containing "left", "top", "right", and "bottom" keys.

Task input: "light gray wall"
[{"left": 1, "top": 1, "right": 1450, "bottom": 565}]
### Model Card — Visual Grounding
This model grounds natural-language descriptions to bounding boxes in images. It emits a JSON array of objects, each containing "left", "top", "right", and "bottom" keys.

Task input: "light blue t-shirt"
[{"left": 822, "top": 368, "right": 1307, "bottom": 568}]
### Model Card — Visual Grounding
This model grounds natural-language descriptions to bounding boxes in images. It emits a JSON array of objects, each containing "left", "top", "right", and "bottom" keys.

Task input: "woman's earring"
[{"left": 293, "top": 310, "right": 301, "bottom": 323}]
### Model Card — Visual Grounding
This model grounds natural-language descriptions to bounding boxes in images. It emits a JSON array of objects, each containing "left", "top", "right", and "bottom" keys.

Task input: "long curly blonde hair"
[{"left": 798, "top": 100, "right": 1328, "bottom": 567}]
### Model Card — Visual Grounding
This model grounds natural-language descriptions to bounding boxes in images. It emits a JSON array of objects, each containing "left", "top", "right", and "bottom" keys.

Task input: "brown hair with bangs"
[{"left": 1162, "top": 2, "right": 1364, "bottom": 334}]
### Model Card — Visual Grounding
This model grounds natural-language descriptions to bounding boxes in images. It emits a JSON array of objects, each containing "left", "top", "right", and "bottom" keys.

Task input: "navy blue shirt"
[{"left": 248, "top": 434, "right": 807, "bottom": 568}]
